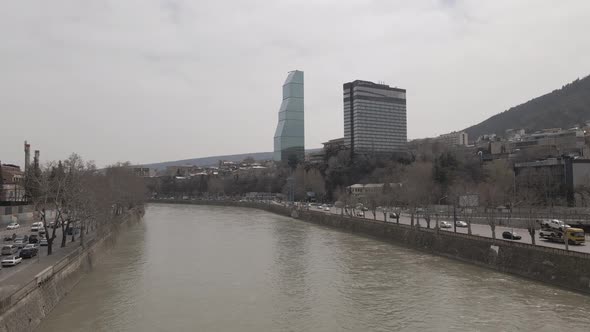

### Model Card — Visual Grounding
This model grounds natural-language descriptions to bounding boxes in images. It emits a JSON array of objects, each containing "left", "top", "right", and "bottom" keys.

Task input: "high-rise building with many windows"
[
  {"left": 343, "top": 80, "right": 406, "bottom": 156},
  {"left": 274, "top": 70, "right": 304, "bottom": 162}
]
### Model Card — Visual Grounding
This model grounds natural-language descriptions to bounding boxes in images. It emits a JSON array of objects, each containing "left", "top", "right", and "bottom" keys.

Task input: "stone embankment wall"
[
  {"left": 160, "top": 200, "right": 590, "bottom": 294},
  {"left": 0, "top": 208, "right": 143, "bottom": 332}
]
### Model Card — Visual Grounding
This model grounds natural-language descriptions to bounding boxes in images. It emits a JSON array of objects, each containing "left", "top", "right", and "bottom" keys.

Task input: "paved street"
[
  {"left": 0, "top": 218, "right": 87, "bottom": 298},
  {"left": 302, "top": 205, "right": 590, "bottom": 254}
]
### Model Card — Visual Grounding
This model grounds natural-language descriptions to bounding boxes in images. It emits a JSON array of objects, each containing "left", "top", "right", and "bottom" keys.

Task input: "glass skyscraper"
[
  {"left": 343, "top": 80, "right": 406, "bottom": 156},
  {"left": 274, "top": 70, "right": 304, "bottom": 162}
]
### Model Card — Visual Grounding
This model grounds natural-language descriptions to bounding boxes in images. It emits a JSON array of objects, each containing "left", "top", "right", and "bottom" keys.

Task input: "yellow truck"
[{"left": 539, "top": 219, "right": 585, "bottom": 245}]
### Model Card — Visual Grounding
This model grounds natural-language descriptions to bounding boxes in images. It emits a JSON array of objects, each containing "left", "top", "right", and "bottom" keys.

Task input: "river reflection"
[{"left": 40, "top": 204, "right": 590, "bottom": 332}]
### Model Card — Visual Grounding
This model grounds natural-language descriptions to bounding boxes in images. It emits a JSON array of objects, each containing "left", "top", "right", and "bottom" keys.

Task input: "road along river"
[{"left": 39, "top": 203, "right": 590, "bottom": 332}]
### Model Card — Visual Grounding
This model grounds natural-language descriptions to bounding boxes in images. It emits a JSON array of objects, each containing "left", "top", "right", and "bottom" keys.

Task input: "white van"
[
  {"left": 2, "top": 245, "right": 18, "bottom": 255},
  {"left": 31, "top": 222, "right": 44, "bottom": 232}
]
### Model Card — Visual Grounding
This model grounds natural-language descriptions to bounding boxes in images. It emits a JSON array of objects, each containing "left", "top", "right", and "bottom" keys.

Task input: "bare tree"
[
  {"left": 28, "top": 161, "right": 67, "bottom": 255},
  {"left": 402, "top": 162, "right": 436, "bottom": 228},
  {"left": 28, "top": 154, "right": 147, "bottom": 254},
  {"left": 423, "top": 207, "right": 433, "bottom": 229},
  {"left": 335, "top": 189, "right": 351, "bottom": 216},
  {"left": 304, "top": 168, "right": 325, "bottom": 200},
  {"left": 477, "top": 181, "right": 506, "bottom": 240},
  {"left": 527, "top": 209, "right": 537, "bottom": 245},
  {"left": 364, "top": 192, "right": 380, "bottom": 221},
  {"left": 488, "top": 211, "right": 497, "bottom": 240}
]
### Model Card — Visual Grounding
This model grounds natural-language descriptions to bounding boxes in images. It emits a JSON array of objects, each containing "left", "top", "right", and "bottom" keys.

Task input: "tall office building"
[
  {"left": 274, "top": 70, "right": 304, "bottom": 162},
  {"left": 343, "top": 80, "right": 406, "bottom": 156}
]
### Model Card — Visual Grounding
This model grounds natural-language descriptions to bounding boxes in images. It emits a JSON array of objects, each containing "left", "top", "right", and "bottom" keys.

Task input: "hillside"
[
  {"left": 464, "top": 75, "right": 590, "bottom": 139},
  {"left": 141, "top": 152, "right": 274, "bottom": 170},
  {"left": 141, "top": 149, "right": 321, "bottom": 170}
]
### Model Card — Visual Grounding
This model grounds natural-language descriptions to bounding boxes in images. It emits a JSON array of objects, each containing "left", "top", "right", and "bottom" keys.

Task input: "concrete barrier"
[{"left": 35, "top": 267, "right": 53, "bottom": 285}]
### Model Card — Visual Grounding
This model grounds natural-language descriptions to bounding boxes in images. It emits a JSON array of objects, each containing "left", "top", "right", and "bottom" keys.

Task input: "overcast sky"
[{"left": 2, "top": 0, "right": 590, "bottom": 167}]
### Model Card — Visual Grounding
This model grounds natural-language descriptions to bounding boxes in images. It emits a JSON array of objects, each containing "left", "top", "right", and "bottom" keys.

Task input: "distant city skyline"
[{"left": 2, "top": 1, "right": 590, "bottom": 167}]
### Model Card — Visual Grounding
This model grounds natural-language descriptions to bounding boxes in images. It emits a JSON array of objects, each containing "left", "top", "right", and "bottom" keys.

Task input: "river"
[{"left": 39, "top": 203, "right": 590, "bottom": 331}]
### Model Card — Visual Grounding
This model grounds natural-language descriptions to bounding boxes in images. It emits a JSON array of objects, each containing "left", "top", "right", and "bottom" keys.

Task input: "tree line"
[{"left": 26, "top": 154, "right": 147, "bottom": 255}]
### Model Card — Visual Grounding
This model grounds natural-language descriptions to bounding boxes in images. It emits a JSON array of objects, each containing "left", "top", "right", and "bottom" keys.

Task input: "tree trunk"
[
  {"left": 61, "top": 229, "right": 67, "bottom": 247},
  {"left": 410, "top": 211, "right": 414, "bottom": 227},
  {"left": 80, "top": 223, "right": 84, "bottom": 247},
  {"left": 467, "top": 219, "right": 472, "bottom": 235},
  {"left": 41, "top": 212, "right": 53, "bottom": 256},
  {"left": 373, "top": 209, "right": 376, "bottom": 220},
  {"left": 530, "top": 228, "right": 536, "bottom": 245},
  {"left": 61, "top": 219, "right": 71, "bottom": 248},
  {"left": 490, "top": 221, "right": 496, "bottom": 240}
]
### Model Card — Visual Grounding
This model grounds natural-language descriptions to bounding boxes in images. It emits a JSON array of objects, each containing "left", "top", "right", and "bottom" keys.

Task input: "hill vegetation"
[{"left": 464, "top": 75, "right": 590, "bottom": 139}]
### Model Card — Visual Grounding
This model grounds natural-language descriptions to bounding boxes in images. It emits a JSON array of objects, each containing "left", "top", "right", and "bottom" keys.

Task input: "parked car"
[
  {"left": 29, "top": 234, "right": 39, "bottom": 244},
  {"left": 356, "top": 211, "right": 365, "bottom": 217},
  {"left": 66, "top": 226, "right": 80, "bottom": 236},
  {"left": 389, "top": 212, "right": 399, "bottom": 219},
  {"left": 30, "top": 222, "right": 44, "bottom": 232},
  {"left": 440, "top": 221, "right": 452, "bottom": 229},
  {"left": 39, "top": 228, "right": 47, "bottom": 236},
  {"left": 24, "top": 243, "right": 38, "bottom": 250},
  {"left": 48, "top": 221, "right": 61, "bottom": 229},
  {"left": 323, "top": 206, "right": 330, "bottom": 211},
  {"left": 19, "top": 244, "right": 38, "bottom": 259},
  {"left": 502, "top": 231, "right": 522, "bottom": 240},
  {"left": 39, "top": 238, "right": 48, "bottom": 247},
  {"left": 455, "top": 220, "right": 468, "bottom": 227},
  {"left": 14, "top": 239, "right": 27, "bottom": 249},
  {"left": 14, "top": 235, "right": 28, "bottom": 249},
  {"left": 6, "top": 223, "right": 20, "bottom": 230},
  {"left": 2, "top": 256, "right": 23, "bottom": 267},
  {"left": 1, "top": 245, "right": 18, "bottom": 255},
  {"left": 3, "top": 235, "right": 14, "bottom": 242}
]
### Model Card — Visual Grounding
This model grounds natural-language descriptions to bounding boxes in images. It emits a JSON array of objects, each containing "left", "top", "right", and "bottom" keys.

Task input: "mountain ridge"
[
  {"left": 463, "top": 75, "right": 590, "bottom": 139},
  {"left": 141, "top": 149, "right": 321, "bottom": 170}
]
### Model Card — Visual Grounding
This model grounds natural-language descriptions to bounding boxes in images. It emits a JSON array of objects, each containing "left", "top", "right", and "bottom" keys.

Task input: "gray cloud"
[{"left": 1, "top": 0, "right": 590, "bottom": 167}]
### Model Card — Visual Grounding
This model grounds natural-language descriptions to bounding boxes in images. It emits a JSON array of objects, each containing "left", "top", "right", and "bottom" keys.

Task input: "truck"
[{"left": 538, "top": 219, "right": 585, "bottom": 245}]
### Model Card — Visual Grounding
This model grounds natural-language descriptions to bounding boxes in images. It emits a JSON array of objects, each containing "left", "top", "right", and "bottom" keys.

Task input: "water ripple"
[{"left": 40, "top": 204, "right": 590, "bottom": 332}]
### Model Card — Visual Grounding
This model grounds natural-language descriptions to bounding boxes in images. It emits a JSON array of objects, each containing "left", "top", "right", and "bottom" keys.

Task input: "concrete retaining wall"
[
  {"left": 0, "top": 209, "right": 142, "bottom": 332},
  {"left": 159, "top": 200, "right": 590, "bottom": 294}
]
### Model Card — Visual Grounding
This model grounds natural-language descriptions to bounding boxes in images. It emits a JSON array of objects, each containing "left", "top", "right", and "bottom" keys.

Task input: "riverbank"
[
  {"left": 157, "top": 200, "right": 590, "bottom": 295},
  {"left": 0, "top": 208, "right": 143, "bottom": 332}
]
